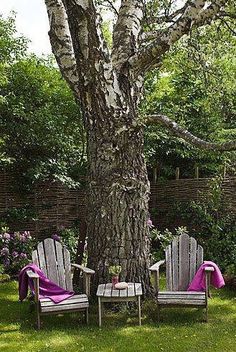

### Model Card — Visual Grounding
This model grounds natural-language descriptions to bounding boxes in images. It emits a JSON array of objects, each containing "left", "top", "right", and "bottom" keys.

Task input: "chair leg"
[
  {"left": 205, "top": 305, "right": 208, "bottom": 323},
  {"left": 137, "top": 296, "right": 141, "bottom": 326},
  {"left": 85, "top": 307, "right": 89, "bottom": 325},
  {"left": 36, "top": 312, "right": 41, "bottom": 330},
  {"left": 157, "top": 304, "right": 160, "bottom": 325},
  {"left": 98, "top": 297, "right": 102, "bottom": 328}
]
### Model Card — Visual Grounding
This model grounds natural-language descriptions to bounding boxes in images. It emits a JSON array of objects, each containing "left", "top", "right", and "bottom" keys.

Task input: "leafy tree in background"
[
  {"left": 143, "top": 20, "right": 236, "bottom": 179},
  {"left": 0, "top": 15, "right": 85, "bottom": 189}
]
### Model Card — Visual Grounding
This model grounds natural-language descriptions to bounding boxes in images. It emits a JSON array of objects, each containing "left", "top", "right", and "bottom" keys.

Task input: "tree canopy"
[{"left": 0, "top": 15, "right": 85, "bottom": 189}]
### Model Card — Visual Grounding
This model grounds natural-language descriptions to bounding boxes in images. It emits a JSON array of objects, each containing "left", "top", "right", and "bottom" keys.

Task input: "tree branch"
[
  {"left": 112, "top": 0, "right": 144, "bottom": 72},
  {"left": 100, "top": 0, "right": 119, "bottom": 17},
  {"left": 130, "top": 0, "right": 228, "bottom": 76},
  {"left": 63, "top": 0, "right": 110, "bottom": 72},
  {"left": 146, "top": 114, "right": 236, "bottom": 151},
  {"left": 144, "top": 4, "right": 188, "bottom": 26},
  {"left": 44, "top": 0, "right": 80, "bottom": 95}
]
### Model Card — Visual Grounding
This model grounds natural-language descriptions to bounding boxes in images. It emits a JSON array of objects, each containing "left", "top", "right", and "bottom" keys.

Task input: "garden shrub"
[
  {"left": 51, "top": 226, "right": 79, "bottom": 262},
  {"left": 150, "top": 226, "right": 188, "bottom": 262},
  {"left": 0, "top": 230, "right": 35, "bottom": 276},
  {"left": 168, "top": 177, "right": 236, "bottom": 275},
  {"left": 150, "top": 176, "right": 236, "bottom": 284}
]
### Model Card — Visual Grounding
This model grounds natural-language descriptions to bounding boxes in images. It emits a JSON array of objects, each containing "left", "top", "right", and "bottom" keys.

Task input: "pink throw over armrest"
[
  {"left": 187, "top": 261, "right": 225, "bottom": 292},
  {"left": 18, "top": 263, "right": 74, "bottom": 303}
]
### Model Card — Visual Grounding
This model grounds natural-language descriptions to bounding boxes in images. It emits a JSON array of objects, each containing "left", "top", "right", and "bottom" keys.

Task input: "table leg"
[
  {"left": 98, "top": 297, "right": 102, "bottom": 327},
  {"left": 138, "top": 295, "right": 141, "bottom": 326}
]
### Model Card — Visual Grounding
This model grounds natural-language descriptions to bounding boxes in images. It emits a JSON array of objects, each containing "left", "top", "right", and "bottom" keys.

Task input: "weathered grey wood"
[
  {"left": 96, "top": 282, "right": 143, "bottom": 327},
  {"left": 149, "top": 260, "right": 165, "bottom": 271},
  {"left": 96, "top": 284, "right": 105, "bottom": 296},
  {"left": 138, "top": 295, "right": 141, "bottom": 326},
  {"left": 85, "top": 307, "right": 89, "bottom": 325},
  {"left": 197, "top": 245, "right": 204, "bottom": 269},
  {"left": 44, "top": 238, "right": 59, "bottom": 285},
  {"left": 71, "top": 264, "right": 95, "bottom": 275},
  {"left": 204, "top": 267, "right": 215, "bottom": 272},
  {"left": 154, "top": 234, "right": 212, "bottom": 323},
  {"left": 29, "top": 238, "right": 93, "bottom": 328},
  {"left": 160, "top": 291, "right": 205, "bottom": 295},
  {"left": 172, "top": 238, "right": 179, "bottom": 291},
  {"left": 149, "top": 260, "right": 165, "bottom": 293},
  {"left": 127, "top": 283, "right": 135, "bottom": 297},
  {"left": 103, "top": 283, "right": 113, "bottom": 297},
  {"left": 189, "top": 237, "right": 197, "bottom": 283},
  {"left": 40, "top": 294, "right": 88, "bottom": 306},
  {"left": 158, "top": 293, "right": 205, "bottom": 299},
  {"left": 32, "top": 250, "right": 39, "bottom": 267},
  {"left": 111, "top": 287, "right": 120, "bottom": 297},
  {"left": 26, "top": 270, "right": 39, "bottom": 279},
  {"left": 63, "top": 246, "right": 73, "bottom": 291},
  {"left": 99, "top": 297, "right": 137, "bottom": 303},
  {"left": 98, "top": 296, "right": 102, "bottom": 327},
  {"left": 37, "top": 241, "right": 47, "bottom": 277},
  {"left": 55, "top": 240, "right": 66, "bottom": 289},
  {"left": 119, "top": 286, "right": 129, "bottom": 297},
  {"left": 41, "top": 302, "right": 89, "bottom": 313},
  {"left": 158, "top": 299, "right": 205, "bottom": 306},
  {"left": 134, "top": 283, "right": 142, "bottom": 296},
  {"left": 179, "top": 233, "right": 190, "bottom": 290},
  {"left": 165, "top": 245, "right": 173, "bottom": 290}
]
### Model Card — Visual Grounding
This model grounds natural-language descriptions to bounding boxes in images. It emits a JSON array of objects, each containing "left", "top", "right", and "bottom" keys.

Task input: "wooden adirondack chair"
[
  {"left": 26, "top": 238, "right": 95, "bottom": 329},
  {"left": 149, "top": 233, "right": 214, "bottom": 322}
]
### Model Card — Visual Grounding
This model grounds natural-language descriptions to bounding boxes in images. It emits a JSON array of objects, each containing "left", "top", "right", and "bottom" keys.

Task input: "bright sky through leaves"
[{"left": 0, "top": 0, "right": 51, "bottom": 55}]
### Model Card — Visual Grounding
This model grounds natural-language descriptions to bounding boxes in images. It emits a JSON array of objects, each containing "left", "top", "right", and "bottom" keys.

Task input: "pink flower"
[
  {"left": 3, "top": 233, "right": 11, "bottom": 240},
  {"left": 1, "top": 247, "right": 9, "bottom": 256},
  {"left": 23, "top": 231, "right": 31, "bottom": 239},
  {"left": 147, "top": 219, "right": 154, "bottom": 228},
  {"left": 19, "top": 253, "right": 27, "bottom": 259},
  {"left": 20, "top": 234, "right": 27, "bottom": 242},
  {"left": 52, "top": 234, "right": 61, "bottom": 242},
  {"left": 12, "top": 251, "right": 19, "bottom": 258}
]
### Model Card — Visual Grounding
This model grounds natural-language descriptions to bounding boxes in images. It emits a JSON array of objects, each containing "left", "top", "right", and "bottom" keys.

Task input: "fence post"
[
  {"left": 153, "top": 167, "right": 157, "bottom": 183},
  {"left": 223, "top": 164, "right": 227, "bottom": 178},
  {"left": 195, "top": 165, "right": 199, "bottom": 179},
  {"left": 175, "top": 167, "right": 180, "bottom": 180}
]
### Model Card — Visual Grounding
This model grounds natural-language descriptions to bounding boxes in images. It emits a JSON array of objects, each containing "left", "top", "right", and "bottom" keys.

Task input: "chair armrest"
[
  {"left": 26, "top": 270, "right": 40, "bottom": 303},
  {"left": 149, "top": 260, "right": 165, "bottom": 293},
  {"left": 26, "top": 270, "right": 40, "bottom": 279},
  {"left": 204, "top": 267, "right": 215, "bottom": 272},
  {"left": 204, "top": 267, "right": 214, "bottom": 298},
  {"left": 149, "top": 260, "right": 165, "bottom": 272},
  {"left": 71, "top": 264, "right": 95, "bottom": 296},
  {"left": 71, "top": 264, "right": 95, "bottom": 275}
]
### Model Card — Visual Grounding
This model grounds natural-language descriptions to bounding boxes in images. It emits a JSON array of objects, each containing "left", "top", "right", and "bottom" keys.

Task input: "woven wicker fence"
[
  {"left": 150, "top": 177, "right": 236, "bottom": 229},
  {"left": 0, "top": 170, "right": 235, "bottom": 237}
]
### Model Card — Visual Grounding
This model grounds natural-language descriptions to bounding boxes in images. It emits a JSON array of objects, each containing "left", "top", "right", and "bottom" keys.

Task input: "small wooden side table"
[{"left": 96, "top": 282, "right": 143, "bottom": 327}]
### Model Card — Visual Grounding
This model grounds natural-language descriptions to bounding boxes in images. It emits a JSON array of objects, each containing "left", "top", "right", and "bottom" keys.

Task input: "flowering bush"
[
  {"left": 51, "top": 227, "right": 79, "bottom": 262},
  {"left": 0, "top": 230, "right": 35, "bottom": 276}
]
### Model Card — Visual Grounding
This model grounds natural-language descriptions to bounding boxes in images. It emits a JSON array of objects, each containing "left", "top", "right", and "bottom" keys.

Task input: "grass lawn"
[{"left": 0, "top": 280, "right": 235, "bottom": 352}]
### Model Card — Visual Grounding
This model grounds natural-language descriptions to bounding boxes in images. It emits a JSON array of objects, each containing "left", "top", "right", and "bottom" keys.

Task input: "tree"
[
  {"left": 142, "top": 23, "right": 236, "bottom": 179},
  {"left": 0, "top": 16, "right": 85, "bottom": 189},
  {"left": 43, "top": 0, "right": 236, "bottom": 292}
]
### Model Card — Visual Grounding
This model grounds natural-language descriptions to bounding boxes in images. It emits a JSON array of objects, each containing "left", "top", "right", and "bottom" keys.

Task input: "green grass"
[{"left": 0, "top": 281, "right": 236, "bottom": 352}]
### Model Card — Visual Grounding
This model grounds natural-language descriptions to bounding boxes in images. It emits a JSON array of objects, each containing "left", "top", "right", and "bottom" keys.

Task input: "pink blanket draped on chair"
[
  {"left": 19, "top": 263, "right": 74, "bottom": 303},
  {"left": 188, "top": 261, "right": 225, "bottom": 292}
]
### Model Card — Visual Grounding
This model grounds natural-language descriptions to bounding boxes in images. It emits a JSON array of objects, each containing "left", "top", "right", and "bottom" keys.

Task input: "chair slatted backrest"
[
  {"left": 165, "top": 233, "right": 203, "bottom": 291},
  {"left": 32, "top": 238, "right": 73, "bottom": 291}
]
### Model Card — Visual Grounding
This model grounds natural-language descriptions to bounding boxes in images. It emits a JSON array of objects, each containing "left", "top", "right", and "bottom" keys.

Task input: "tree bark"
[{"left": 86, "top": 107, "right": 151, "bottom": 292}]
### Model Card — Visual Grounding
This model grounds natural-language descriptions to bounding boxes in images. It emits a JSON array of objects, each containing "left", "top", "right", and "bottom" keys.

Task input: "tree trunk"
[{"left": 83, "top": 84, "right": 151, "bottom": 294}]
